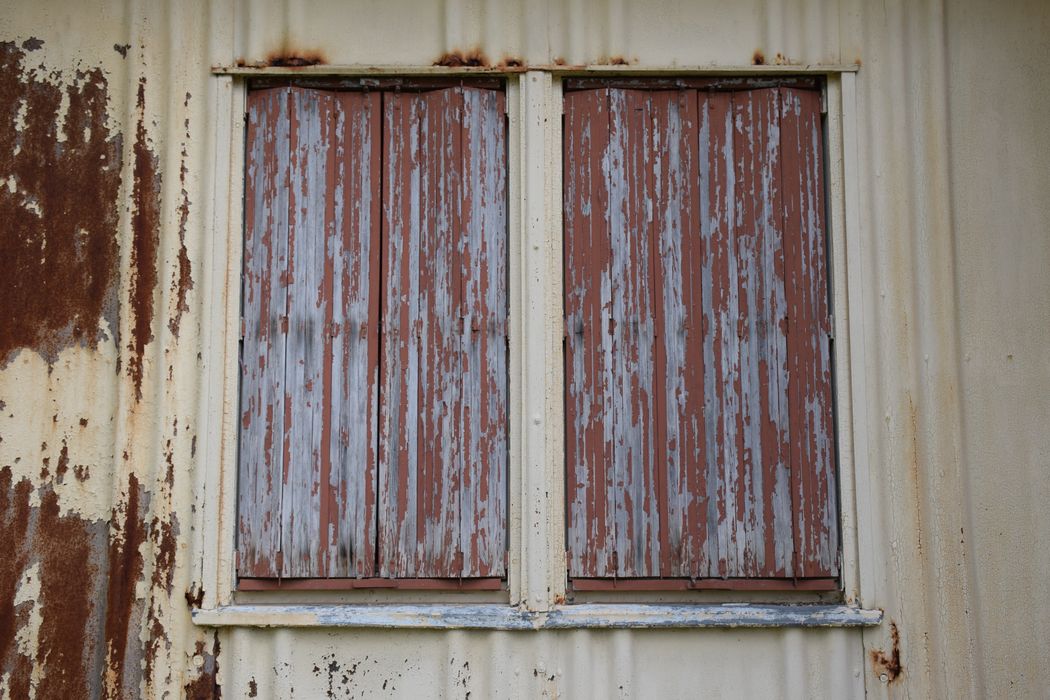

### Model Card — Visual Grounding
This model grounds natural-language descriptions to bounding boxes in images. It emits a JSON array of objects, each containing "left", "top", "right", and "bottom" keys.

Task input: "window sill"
[{"left": 192, "top": 603, "right": 882, "bottom": 630}]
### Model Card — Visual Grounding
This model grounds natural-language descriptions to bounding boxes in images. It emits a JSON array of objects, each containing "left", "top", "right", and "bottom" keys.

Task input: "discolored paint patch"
[
  {"left": 0, "top": 41, "right": 123, "bottom": 367},
  {"left": 127, "top": 77, "right": 161, "bottom": 399},
  {"left": 871, "top": 621, "right": 903, "bottom": 682},
  {"left": 184, "top": 633, "right": 222, "bottom": 699},
  {"left": 434, "top": 48, "right": 489, "bottom": 67}
]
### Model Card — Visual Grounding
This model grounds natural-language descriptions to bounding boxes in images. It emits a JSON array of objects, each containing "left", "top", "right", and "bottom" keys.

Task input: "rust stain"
[
  {"left": 498, "top": 56, "right": 525, "bottom": 69},
  {"left": 434, "top": 48, "right": 489, "bottom": 67},
  {"left": 264, "top": 46, "right": 327, "bottom": 67},
  {"left": 0, "top": 467, "right": 33, "bottom": 697},
  {"left": 248, "top": 677, "right": 258, "bottom": 697},
  {"left": 21, "top": 36, "right": 43, "bottom": 51},
  {"left": 871, "top": 621, "right": 903, "bottom": 682},
  {"left": 0, "top": 41, "right": 123, "bottom": 367},
  {"left": 169, "top": 92, "right": 194, "bottom": 338},
  {"left": 772, "top": 52, "right": 789, "bottom": 65},
  {"left": 752, "top": 50, "right": 765, "bottom": 65},
  {"left": 184, "top": 633, "right": 222, "bottom": 699},
  {"left": 185, "top": 584, "right": 205, "bottom": 608},
  {"left": 114, "top": 43, "right": 130, "bottom": 58},
  {"left": 127, "top": 76, "right": 161, "bottom": 400},
  {"left": 1, "top": 459, "right": 191, "bottom": 697},
  {"left": 0, "top": 466, "right": 107, "bottom": 698}
]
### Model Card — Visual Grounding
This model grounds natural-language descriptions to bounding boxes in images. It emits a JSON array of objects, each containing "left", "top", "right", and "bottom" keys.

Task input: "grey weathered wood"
[
  {"left": 327, "top": 91, "right": 382, "bottom": 577},
  {"left": 238, "top": 87, "right": 291, "bottom": 578},
  {"left": 459, "top": 87, "right": 508, "bottom": 577},
  {"left": 280, "top": 88, "right": 330, "bottom": 577}
]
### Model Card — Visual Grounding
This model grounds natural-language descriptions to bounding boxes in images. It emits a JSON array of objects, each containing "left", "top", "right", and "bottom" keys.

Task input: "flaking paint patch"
[
  {"left": 0, "top": 444, "right": 188, "bottom": 699},
  {"left": 183, "top": 633, "right": 221, "bottom": 699},
  {"left": 0, "top": 41, "right": 122, "bottom": 367}
]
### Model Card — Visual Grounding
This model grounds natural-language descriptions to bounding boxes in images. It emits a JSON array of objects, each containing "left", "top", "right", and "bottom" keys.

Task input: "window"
[
  {"left": 236, "top": 81, "right": 508, "bottom": 586},
  {"left": 230, "top": 74, "right": 841, "bottom": 598},
  {"left": 562, "top": 79, "right": 839, "bottom": 590}
]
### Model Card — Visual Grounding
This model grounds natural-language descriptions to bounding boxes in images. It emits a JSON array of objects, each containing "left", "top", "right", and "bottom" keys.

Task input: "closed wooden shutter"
[
  {"left": 238, "top": 84, "right": 507, "bottom": 582},
  {"left": 564, "top": 83, "right": 838, "bottom": 584}
]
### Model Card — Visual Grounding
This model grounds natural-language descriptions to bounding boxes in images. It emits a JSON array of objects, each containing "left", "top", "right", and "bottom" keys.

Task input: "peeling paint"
[
  {"left": 183, "top": 633, "right": 221, "bottom": 699},
  {"left": 0, "top": 41, "right": 122, "bottom": 367},
  {"left": 127, "top": 76, "right": 161, "bottom": 399}
]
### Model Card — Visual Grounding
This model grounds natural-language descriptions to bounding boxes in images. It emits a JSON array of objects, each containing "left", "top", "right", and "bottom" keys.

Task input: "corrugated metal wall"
[{"left": 0, "top": 0, "right": 1047, "bottom": 697}]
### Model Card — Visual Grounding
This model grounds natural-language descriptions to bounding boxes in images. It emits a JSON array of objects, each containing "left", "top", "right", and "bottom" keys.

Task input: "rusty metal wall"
[{"left": 0, "top": 0, "right": 1047, "bottom": 698}]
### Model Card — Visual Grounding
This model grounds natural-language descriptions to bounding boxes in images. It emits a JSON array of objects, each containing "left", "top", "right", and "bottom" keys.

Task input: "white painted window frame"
[{"left": 191, "top": 67, "right": 879, "bottom": 629}]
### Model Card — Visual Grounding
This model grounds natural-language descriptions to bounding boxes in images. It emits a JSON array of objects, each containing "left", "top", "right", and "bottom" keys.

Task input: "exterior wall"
[{"left": 0, "top": 0, "right": 1046, "bottom": 697}]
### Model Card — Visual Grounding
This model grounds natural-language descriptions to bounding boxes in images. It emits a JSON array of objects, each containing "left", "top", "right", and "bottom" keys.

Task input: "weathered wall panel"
[{"left": 0, "top": 0, "right": 1047, "bottom": 698}]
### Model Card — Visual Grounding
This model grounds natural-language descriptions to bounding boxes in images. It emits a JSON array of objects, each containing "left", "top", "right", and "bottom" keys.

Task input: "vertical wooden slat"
[
  {"left": 698, "top": 90, "right": 738, "bottom": 579},
  {"left": 730, "top": 88, "right": 793, "bottom": 577},
  {"left": 608, "top": 89, "right": 660, "bottom": 577},
  {"left": 280, "top": 88, "right": 332, "bottom": 577},
  {"left": 781, "top": 87, "right": 838, "bottom": 578},
  {"left": 327, "top": 91, "right": 381, "bottom": 577},
  {"left": 379, "top": 89, "right": 420, "bottom": 576},
  {"left": 380, "top": 86, "right": 507, "bottom": 578},
  {"left": 459, "top": 87, "right": 508, "bottom": 577},
  {"left": 651, "top": 89, "right": 707, "bottom": 578},
  {"left": 418, "top": 87, "right": 463, "bottom": 577},
  {"left": 238, "top": 88, "right": 291, "bottom": 577},
  {"left": 564, "top": 87, "right": 615, "bottom": 578}
]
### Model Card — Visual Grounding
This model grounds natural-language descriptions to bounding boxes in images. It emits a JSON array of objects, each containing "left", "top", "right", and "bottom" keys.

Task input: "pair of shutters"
[
  {"left": 564, "top": 84, "right": 838, "bottom": 582},
  {"left": 236, "top": 79, "right": 838, "bottom": 586},
  {"left": 237, "top": 84, "right": 508, "bottom": 580}
]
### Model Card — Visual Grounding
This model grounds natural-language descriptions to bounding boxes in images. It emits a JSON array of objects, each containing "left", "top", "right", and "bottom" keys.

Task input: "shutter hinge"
[
  {"left": 240, "top": 319, "right": 246, "bottom": 339},
  {"left": 820, "top": 89, "right": 828, "bottom": 115},
  {"left": 827, "top": 314, "right": 835, "bottom": 341}
]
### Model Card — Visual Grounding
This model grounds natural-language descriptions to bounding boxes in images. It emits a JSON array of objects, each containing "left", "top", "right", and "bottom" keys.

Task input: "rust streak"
[
  {"left": 169, "top": 91, "right": 194, "bottom": 338},
  {"left": 871, "top": 621, "right": 903, "bottom": 682},
  {"left": 127, "top": 77, "right": 162, "bottom": 399}
]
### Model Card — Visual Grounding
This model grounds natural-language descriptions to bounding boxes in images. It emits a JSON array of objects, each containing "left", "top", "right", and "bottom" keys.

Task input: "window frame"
[{"left": 191, "top": 67, "right": 875, "bottom": 623}]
